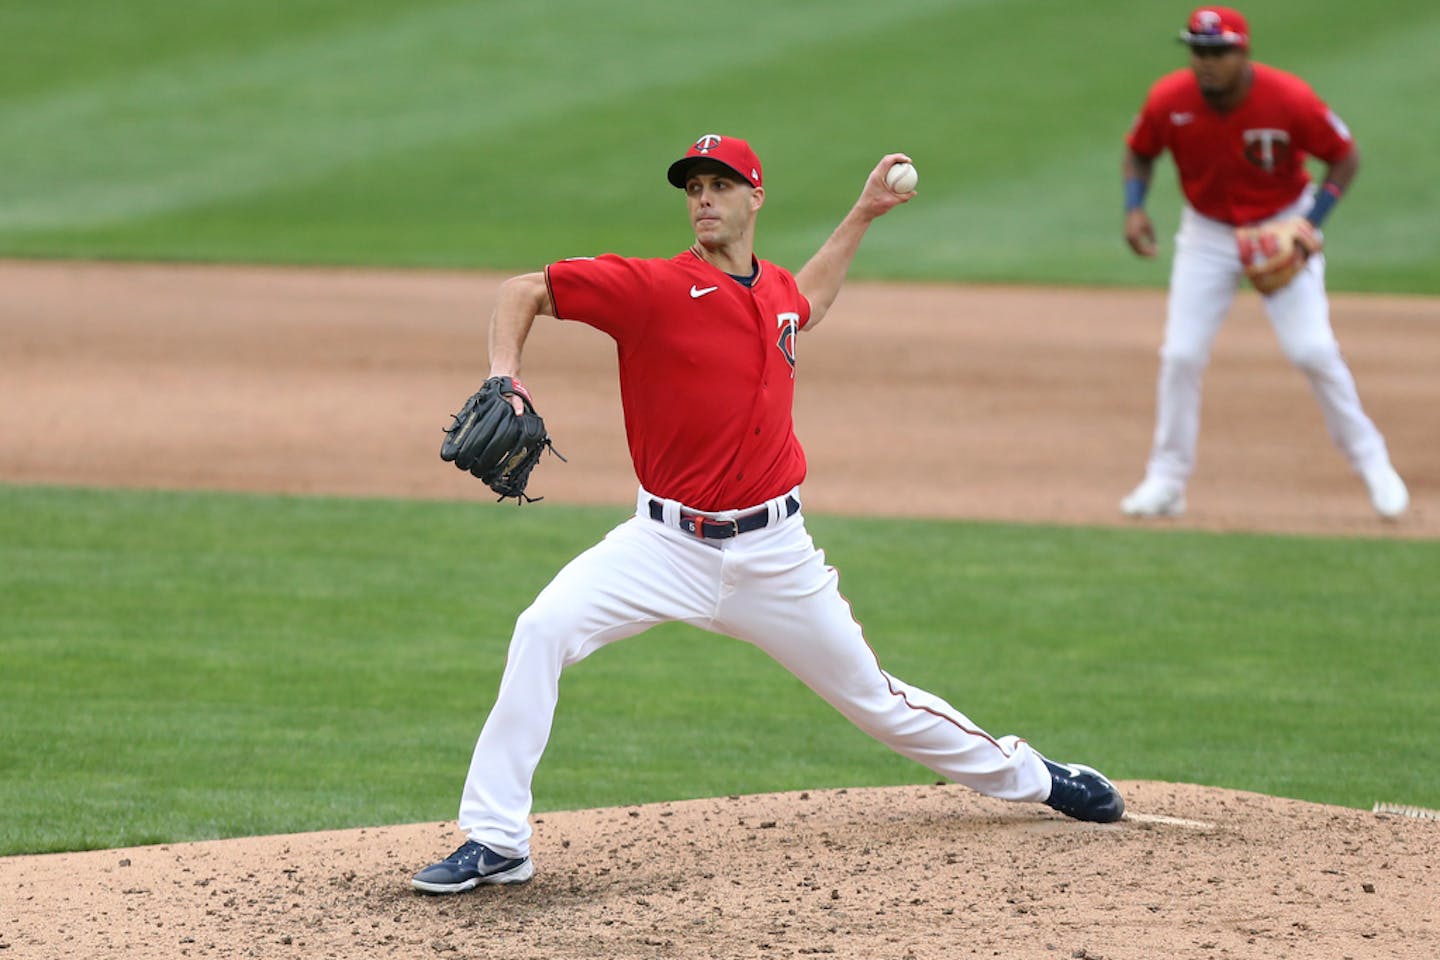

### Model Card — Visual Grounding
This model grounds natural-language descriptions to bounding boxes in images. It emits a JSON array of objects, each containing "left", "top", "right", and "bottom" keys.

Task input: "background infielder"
[
  {"left": 413, "top": 134, "right": 1125, "bottom": 895},
  {"left": 1120, "top": 6, "right": 1409, "bottom": 520}
]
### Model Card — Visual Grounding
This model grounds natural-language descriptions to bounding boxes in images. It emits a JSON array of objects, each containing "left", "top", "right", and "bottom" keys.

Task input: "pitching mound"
[{"left": 5, "top": 783, "right": 1437, "bottom": 958}]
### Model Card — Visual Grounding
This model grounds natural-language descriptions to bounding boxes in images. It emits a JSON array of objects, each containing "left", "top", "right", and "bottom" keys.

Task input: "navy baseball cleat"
[
  {"left": 1041, "top": 758, "right": 1126, "bottom": 823},
  {"left": 411, "top": 840, "right": 534, "bottom": 894}
]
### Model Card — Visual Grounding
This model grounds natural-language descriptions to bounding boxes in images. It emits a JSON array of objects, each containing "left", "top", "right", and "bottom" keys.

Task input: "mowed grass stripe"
[
  {"left": 2, "top": 0, "right": 1435, "bottom": 291},
  {"left": 2, "top": 484, "right": 1436, "bottom": 855},
  {"left": 0, "top": 0, "right": 971, "bottom": 236}
]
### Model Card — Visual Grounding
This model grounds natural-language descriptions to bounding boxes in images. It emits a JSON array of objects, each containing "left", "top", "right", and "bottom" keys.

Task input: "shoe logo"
[
  {"left": 1170, "top": 112, "right": 1194, "bottom": 126},
  {"left": 690, "top": 285, "right": 719, "bottom": 299}
]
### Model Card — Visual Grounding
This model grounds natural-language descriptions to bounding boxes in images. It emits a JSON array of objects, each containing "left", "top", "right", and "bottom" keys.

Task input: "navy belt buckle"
[{"left": 710, "top": 516, "right": 740, "bottom": 539}]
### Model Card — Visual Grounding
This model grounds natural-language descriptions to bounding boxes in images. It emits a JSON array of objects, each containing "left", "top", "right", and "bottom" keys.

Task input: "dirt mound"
[{"left": 4, "top": 783, "right": 1436, "bottom": 959}]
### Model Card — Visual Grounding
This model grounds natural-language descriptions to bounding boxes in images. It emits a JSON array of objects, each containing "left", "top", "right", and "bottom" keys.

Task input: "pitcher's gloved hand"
[{"left": 440, "top": 376, "right": 563, "bottom": 503}]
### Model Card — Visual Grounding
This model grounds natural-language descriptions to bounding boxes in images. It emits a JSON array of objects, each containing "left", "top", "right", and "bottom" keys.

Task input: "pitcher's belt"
[{"left": 648, "top": 495, "right": 800, "bottom": 540}]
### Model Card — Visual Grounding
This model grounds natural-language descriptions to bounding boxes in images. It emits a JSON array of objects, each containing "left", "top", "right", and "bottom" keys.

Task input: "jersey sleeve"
[
  {"left": 545, "top": 254, "right": 651, "bottom": 341},
  {"left": 1294, "top": 84, "right": 1355, "bottom": 165},
  {"left": 1125, "top": 84, "right": 1168, "bottom": 158}
]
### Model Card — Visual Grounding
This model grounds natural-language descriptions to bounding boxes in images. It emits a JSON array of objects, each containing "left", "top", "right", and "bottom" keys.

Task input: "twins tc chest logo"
[
  {"left": 776, "top": 312, "right": 799, "bottom": 376},
  {"left": 1242, "top": 128, "right": 1292, "bottom": 173}
]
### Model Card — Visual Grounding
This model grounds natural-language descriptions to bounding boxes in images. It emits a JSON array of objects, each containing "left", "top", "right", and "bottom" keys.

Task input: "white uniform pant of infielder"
[
  {"left": 458, "top": 487, "right": 1051, "bottom": 858},
  {"left": 1126, "top": 190, "right": 1404, "bottom": 518}
]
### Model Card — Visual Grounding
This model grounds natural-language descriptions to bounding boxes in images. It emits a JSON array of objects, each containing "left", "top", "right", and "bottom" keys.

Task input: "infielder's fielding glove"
[
  {"left": 1235, "top": 216, "right": 1323, "bottom": 296},
  {"left": 440, "top": 376, "right": 563, "bottom": 503}
]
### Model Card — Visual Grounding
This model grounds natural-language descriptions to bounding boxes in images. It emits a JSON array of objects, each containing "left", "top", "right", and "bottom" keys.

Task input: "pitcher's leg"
[
  {"left": 716, "top": 521, "right": 1048, "bottom": 802},
  {"left": 458, "top": 518, "right": 716, "bottom": 856}
]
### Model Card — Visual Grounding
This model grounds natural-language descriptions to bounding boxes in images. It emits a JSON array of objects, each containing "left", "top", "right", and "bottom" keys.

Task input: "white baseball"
[{"left": 885, "top": 161, "right": 918, "bottom": 194}]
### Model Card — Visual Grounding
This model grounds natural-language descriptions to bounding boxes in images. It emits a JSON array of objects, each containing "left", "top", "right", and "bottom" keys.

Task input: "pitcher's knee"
[{"left": 508, "top": 603, "right": 574, "bottom": 663}]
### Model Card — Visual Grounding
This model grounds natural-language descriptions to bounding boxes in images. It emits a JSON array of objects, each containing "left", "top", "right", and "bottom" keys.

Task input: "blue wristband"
[
  {"left": 1307, "top": 182, "right": 1343, "bottom": 227},
  {"left": 1124, "top": 177, "right": 1148, "bottom": 213}
]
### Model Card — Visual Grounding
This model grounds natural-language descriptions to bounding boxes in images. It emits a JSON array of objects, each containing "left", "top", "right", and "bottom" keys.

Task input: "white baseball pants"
[
  {"left": 1141, "top": 192, "right": 1391, "bottom": 487},
  {"left": 458, "top": 486, "right": 1050, "bottom": 857}
]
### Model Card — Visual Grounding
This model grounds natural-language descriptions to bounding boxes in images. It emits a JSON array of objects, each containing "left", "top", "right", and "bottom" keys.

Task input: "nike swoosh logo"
[
  {"left": 1171, "top": 112, "right": 1194, "bottom": 126},
  {"left": 690, "top": 285, "right": 719, "bottom": 299}
]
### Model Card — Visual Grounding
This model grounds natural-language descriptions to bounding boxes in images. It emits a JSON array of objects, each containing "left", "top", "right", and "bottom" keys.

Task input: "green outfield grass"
[
  {"left": 2, "top": 0, "right": 1438, "bottom": 292},
  {"left": 2, "top": 484, "right": 1436, "bottom": 856}
]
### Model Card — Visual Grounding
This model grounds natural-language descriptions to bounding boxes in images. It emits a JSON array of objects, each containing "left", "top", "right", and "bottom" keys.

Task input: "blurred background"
[{"left": 3, "top": 0, "right": 1436, "bottom": 290}]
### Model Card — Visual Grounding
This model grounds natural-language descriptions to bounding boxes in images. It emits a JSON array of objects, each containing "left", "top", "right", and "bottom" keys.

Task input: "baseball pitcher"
[{"left": 413, "top": 134, "right": 1125, "bottom": 895}]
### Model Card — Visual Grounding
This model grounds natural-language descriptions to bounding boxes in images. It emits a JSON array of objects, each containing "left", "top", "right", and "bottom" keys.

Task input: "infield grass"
[
  {"left": 2, "top": 484, "right": 1435, "bottom": 856},
  {"left": 3, "top": 0, "right": 1439, "bottom": 292}
]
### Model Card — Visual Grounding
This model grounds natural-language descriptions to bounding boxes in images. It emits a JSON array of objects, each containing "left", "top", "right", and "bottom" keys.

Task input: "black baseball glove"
[{"left": 440, "top": 376, "right": 562, "bottom": 503}]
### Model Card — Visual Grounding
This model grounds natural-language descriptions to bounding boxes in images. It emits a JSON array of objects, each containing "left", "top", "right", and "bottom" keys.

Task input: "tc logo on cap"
[{"left": 667, "top": 133, "right": 764, "bottom": 189}]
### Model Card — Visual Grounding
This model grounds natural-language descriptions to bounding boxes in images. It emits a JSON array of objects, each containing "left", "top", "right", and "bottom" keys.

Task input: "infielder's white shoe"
[
  {"left": 1120, "top": 478, "right": 1186, "bottom": 518},
  {"left": 1362, "top": 462, "right": 1409, "bottom": 520}
]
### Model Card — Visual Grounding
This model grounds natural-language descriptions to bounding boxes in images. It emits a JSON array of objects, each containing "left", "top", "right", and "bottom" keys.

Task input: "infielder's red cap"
[
  {"left": 1179, "top": 6, "right": 1249, "bottom": 48},
  {"left": 666, "top": 134, "right": 763, "bottom": 189}
]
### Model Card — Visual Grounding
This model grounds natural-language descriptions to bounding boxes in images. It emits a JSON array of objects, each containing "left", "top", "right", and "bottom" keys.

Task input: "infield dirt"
[{"left": 1, "top": 260, "right": 1436, "bottom": 958}]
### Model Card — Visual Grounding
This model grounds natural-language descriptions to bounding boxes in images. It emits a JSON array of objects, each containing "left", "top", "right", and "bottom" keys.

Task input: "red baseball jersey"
[
  {"left": 545, "top": 250, "right": 811, "bottom": 511},
  {"left": 1127, "top": 62, "right": 1354, "bottom": 225}
]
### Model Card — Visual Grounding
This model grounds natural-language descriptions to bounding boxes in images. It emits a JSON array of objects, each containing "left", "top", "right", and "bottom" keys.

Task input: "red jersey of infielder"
[
  {"left": 412, "top": 134, "right": 1125, "bottom": 895},
  {"left": 1129, "top": 62, "right": 1353, "bottom": 226},
  {"left": 1119, "top": 6, "right": 1407, "bottom": 521}
]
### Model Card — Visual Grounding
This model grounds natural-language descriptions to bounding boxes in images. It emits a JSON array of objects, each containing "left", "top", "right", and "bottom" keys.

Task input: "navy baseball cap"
[
  {"left": 1179, "top": 6, "right": 1250, "bottom": 48},
  {"left": 666, "top": 134, "right": 763, "bottom": 189}
]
